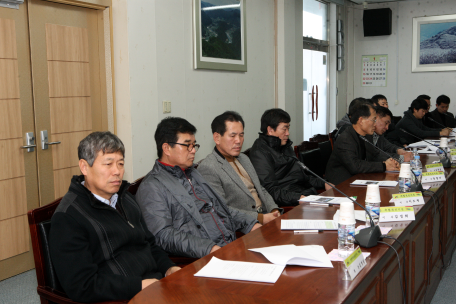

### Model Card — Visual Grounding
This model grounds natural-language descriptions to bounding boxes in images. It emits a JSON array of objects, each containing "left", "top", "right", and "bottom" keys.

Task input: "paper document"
[
  {"left": 194, "top": 257, "right": 285, "bottom": 283},
  {"left": 417, "top": 145, "right": 439, "bottom": 154},
  {"left": 355, "top": 225, "right": 392, "bottom": 235},
  {"left": 281, "top": 219, "right": 338, "bottom": 230},
  {"left": 351, "top": 180, "right": 398, "bottom": 187},
  {"left": 299, "top": 195, "right": 354, "bottom": 205},
  {"left": 333, "top": 210, "right": 366, "bottom": 222},
  {"left": 249, "top": 245, "right": 333, "bottom": 268},
  {"left": 407, "top": 140, "right": 438, "bottom": 148}
]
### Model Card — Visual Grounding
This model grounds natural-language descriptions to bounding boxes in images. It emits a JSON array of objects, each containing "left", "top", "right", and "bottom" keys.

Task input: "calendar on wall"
[{"left": 362, "top": 55, "right": 388, "bottom": 87}]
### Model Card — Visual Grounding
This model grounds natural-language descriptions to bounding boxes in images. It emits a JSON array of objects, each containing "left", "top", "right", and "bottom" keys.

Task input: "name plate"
[
  {"left": 344, "top": 247, "right": 366, "bottom": 280},
  {"left": 379, "top": 206, "right": 415, "bottom": 222},
  {"left": 392, "top": 192, "right": 425, "bottom": 206},
  {"left": 421, "top": 171, "right": 446, "bottom": 183},
  {"left": 451, "top": 151, "right": 456, "bottom": 161},
  {"left": 425, "top": 163, "right": 444, "bottom": 172}
]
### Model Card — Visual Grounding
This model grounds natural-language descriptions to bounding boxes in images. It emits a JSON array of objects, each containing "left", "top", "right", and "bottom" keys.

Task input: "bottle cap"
[
  {"left": 339, "top": 202, "right": 356, "bottom": 225},
  {"left": 399, "top": 163, "right": 412, "bottom": 178},
  {"left": 365, "top": 184, "right": 381, "bottom": 203},
  {"left": 415, "top": 155, "right": 420, "bottom": 159}
]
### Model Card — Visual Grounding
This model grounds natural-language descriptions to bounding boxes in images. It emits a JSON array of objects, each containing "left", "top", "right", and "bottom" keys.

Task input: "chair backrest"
[
  {"left": 309, "top": 134, "right": 330, "bottom": 143},
  {"left": 298, "top": 148, "right": 323, "bottom": 177},
  {"left": 27, "top": 198, "right": 63, "bottom": 291},
  {"left": 328, "top": 129, "right": 338, "bottom": 150},
  {"left": 127, "top": 176, "right": 145, "bottom": 196},
  {"left": 318, "top": 141, "right": 332, "bottom": 177}
]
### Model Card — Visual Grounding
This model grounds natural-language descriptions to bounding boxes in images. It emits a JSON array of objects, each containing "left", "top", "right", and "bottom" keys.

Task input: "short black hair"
[
  {"left": 211, "top": 111, "right": 245, "bottom": 135},
  {"left": 417, "top": 94, "right": 431, "bottom": 101},
  {"left": 348, "top": 97, "right": 367, "bottom": 117},
  {"left": 154, "top": 117, "right": 197, "bottom": 158},
  {"left": 350, "top": 102, "right": 375, "bottom": 124},
  {"left": 375, "top": 105, "right": 393, "bottom": 120},
  {"left": 260, "top": 108, "right": 290, "bottom": 134},
  {"left": 371, "top": 94, "right": 387, "bottom": 106},
  {"left": 436, "top": 95, "right": 450, "bottom": 105},
  {"left": 410, "top": 98, "right": 429, "bottom": 112}
]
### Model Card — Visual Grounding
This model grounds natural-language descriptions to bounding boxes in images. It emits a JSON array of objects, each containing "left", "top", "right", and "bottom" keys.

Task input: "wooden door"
[
  {"left": 0, "top": 5, "right": 40, "bottom": 280},
  {"left": 28, "top": 0, "right": 110, "bottom": 204}
]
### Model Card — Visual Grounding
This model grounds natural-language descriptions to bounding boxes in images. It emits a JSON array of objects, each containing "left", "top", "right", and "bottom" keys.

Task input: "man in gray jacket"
[
  {"left": 136, "top": 117, "right": 261, "bottom": 259},
  {"left": 198, "top": 111, "right": 282, "bottom": 225}
]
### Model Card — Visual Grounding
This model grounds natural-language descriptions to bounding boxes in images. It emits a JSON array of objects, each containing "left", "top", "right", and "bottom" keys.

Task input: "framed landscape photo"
[
  {"left": 412, "top": 14, "right": 456, "bottom": 72},
  {"left": 193, "top": 0, "right": 247, "bottom": 72}
]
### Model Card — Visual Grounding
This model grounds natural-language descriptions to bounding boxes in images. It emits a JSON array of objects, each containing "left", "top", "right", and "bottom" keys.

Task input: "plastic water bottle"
[
  {"left": 398, "top": 176, "right": 411, "bottom": 193},
  {"left": 411, "top": 155, "right": 422, "bottom": 183},
  {"left": 365, "top": 202, "right": 380, "bottom": 226},
  {"left": 338, "top": 223, "right": 355, "bottom": 258}
]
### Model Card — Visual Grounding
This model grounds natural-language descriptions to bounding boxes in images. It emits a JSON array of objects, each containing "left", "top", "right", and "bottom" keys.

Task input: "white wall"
[
  {"left": 113, "top": 0, "right": 276, "bottom": 180},
  {"left": 347, "top": 0, "right": 456, "bottom": 118}
]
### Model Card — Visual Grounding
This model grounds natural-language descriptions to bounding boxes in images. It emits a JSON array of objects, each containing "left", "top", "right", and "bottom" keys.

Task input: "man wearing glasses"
[
  {"left": 136, "top": 117, "right": 260, "bottom": 259},
  {"left": 325, "top": 102, "right": 400, "bottom": 185}
]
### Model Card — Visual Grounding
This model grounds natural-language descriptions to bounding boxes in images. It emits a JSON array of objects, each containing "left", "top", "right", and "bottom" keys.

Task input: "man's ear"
[
  {"left": 79, "top": 159, "right": 89, "bottom": 175},
  {"left": 267, "top": 126, "right": 274, "bottom": 136},
  {"left": 213, "top": 132, "right": 221, "bottom": 145},
  {"left": 162, "top": 142, "right": 171, "bottom": 157}
]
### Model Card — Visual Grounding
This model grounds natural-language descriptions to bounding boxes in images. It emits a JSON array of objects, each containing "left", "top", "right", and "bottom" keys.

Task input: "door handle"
[
  {"left": 41, "top": 130, "right": 61, "bottom": 150},
  {"left": 21, "top": 132, "right": 36, "bottom": 152},
  {"left": 311, "top": 86, "right": 315, "bottom": 121},
  {"left": 316, "top": 85, "right": 319, "bottom": 120}
]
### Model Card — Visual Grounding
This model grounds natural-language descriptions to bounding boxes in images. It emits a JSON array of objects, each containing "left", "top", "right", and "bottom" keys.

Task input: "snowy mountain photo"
[{"left": 420, "top": 23, "right": 456, "bottom": 64}]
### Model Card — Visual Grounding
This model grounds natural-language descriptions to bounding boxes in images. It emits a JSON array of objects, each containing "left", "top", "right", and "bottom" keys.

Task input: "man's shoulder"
[
  {"left": 198, "top": 151, "right": 221, "bottom": 169},
  {"left": 54, "top": 191, "right": 79, "bottom": 215}
]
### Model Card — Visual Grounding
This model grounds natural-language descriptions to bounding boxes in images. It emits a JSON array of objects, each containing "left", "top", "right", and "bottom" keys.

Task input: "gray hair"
[{"left": 78, "top": 131, "right": 125, "bottom": 166}]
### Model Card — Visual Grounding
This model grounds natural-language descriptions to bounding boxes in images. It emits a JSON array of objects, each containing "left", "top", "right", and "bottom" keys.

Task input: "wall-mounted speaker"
[{"left": 363, "top": 8, "right": 392, "bottom": 37}]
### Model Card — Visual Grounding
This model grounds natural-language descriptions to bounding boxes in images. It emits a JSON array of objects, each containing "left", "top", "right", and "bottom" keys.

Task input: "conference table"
[{"left": 130, "top": 154, "right": 456, "bottom": 304}]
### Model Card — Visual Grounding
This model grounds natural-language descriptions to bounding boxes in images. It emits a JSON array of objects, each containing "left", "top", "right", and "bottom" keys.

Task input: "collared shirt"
[{"left": 81, "top": 181, "right": 118, "bottom": 208}]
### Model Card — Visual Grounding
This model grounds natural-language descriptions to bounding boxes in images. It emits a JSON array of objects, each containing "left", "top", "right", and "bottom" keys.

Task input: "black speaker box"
[{"left": 363, "top": 8, "right": 392, "bottom": 37}]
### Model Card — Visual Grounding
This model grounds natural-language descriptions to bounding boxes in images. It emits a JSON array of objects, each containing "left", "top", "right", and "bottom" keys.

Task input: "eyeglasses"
[
  {"left": 168, "top": 142, "right": 200, "bottom": 152},
  {"left": 365, "top": 118, "right": 377, "bottom": 123}
]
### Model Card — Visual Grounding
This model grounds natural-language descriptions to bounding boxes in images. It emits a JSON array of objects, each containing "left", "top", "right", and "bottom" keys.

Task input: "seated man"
[
  {"left": 386, "top": 98, "right": 449, "bottom": 146},
  {"left": 136, "top": 117, "right": 261, "bottom": 259},
  {"left": 418, "top": 94, "right": 433, "bottom": 127},
  {"left": 365, "top": 106, "right": 413, "bottom": 162},
  {"left": 425, "top": 95, "right": 455, "bottom": 128},
  {"left": 325, "top": 102, "right": 399, "bottom": 185},
  {"left": 249, "top": 109, "right": 332, "bottom": 207},
  {"left": 49, "top": 132, "right": 180, "bottom": 303},
  {"left": 335, "top": 97, "right": 368, "bottom": 139},
  {"left": 198, "top": 111, "right": 282, "bottom": 225}
]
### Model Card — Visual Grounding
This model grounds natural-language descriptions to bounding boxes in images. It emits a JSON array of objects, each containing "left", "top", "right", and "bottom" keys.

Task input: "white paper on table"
[
  {"left": 406, "top": 140, "right": 437, "bottom": 148},
  {"left": 417, "top": 145, "right": 439, "bottom": 154},
  {"left": 333, "top": 209, "right": 366, "bottom": 222},
  {"left": 194, "top": 257, "right": 285, "bottom": 283},
  {"left": 350, "top": 180, "right": 398, "bottom": 187},
  {"left": 249, "top": 244, "right": 333, "bottom": 268},
  {"left": 298, "top": 195, "right": 354, "bottom": 205},
  {"left": 281, "top": 219, "right": 338, "bottom": 230}
]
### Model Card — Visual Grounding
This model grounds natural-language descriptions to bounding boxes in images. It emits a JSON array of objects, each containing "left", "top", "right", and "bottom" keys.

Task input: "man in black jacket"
[
  {"left": 49, "top": 132, "right": 180, "bottom": 303},
  {"left": 249, "top": 109, "right": 331, "bottom": 207},
  {"left": 325, "top": 102, "right": 399, "bottom": 185},
  {"left": 386, "top": 98, "right": 449, "bottom": 146},
  {"left": 425, "top": 95, "right": 455, "bottom": 128},
  {"left": 365, "top": 106, "right": 412, "bottom": 162}
]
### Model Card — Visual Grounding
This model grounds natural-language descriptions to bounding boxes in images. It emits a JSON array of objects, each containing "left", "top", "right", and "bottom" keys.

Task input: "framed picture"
[
  {"left": 193, "top": 0, "right": 247, "bottom": 72},
  {"left": 412, "top": 14, "right": 456, "bottom": 72}
]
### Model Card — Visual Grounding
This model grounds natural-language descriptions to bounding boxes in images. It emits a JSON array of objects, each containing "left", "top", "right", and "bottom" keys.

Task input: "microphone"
[
  {"left": 358, "top": 135, "right": 402, "bottom": 164},
  {"left": 399, "top": 128, "right": 451, "bottom": 168},
  {"left": 399, "top": 128, "right": 437, "bottom": 147},
  {"left": 294, "top": 160, "right": 381, "bottom": 248},
  {"left": 359, "top": 135, "right": 423, "bottom": 192},
  {"left": 427, "top": 117, "right": 453, "bottom": 132}
]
